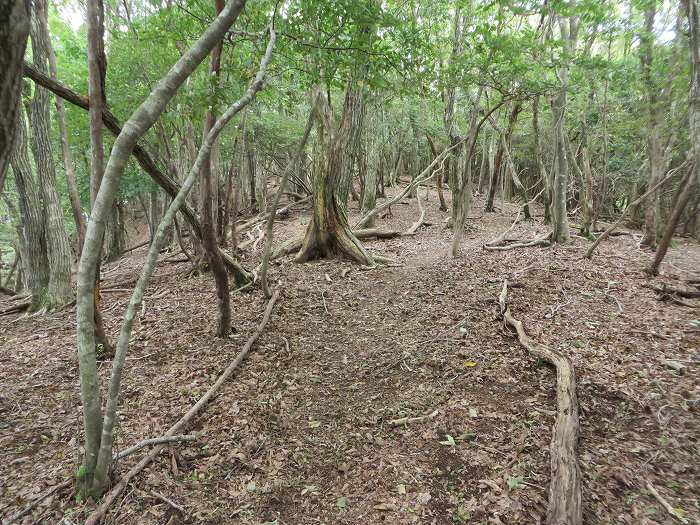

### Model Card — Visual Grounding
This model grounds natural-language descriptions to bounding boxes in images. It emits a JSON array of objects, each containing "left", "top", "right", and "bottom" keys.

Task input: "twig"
[
  {"left": 85, "top": 290, "right": 281, "bottom": 525},
  {"left": 388, "top": 410, "right": 439, "bottom": 427},
  {"left": 113, "top": 434, "right": 198, "bottom": 460},
  {"left": 645, "top": 481, "right": 688, "bottom": 524}
]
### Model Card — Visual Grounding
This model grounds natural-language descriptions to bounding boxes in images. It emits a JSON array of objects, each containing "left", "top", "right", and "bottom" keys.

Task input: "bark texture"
[
  {"left": 499, "top": 281, "right": 582, "bottom": 525},
  {"left": 295, "top": 85, "right": 373, "bottom": 265},
  {"left": 76, "top": 0, "right": 247, "bottom": 496},
  {"left": 0, "top": 0, "right": 30, "bottom": 191},
  {"left": 28, "top": 0, "right": 73, "bottom": 308}
]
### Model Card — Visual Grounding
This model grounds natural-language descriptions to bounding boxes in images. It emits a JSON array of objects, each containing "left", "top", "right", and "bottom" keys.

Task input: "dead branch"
[
  {"left": 0, "top": 286, "right": 17, "bottom": 296},
  {"left": 585, "top": 161, "right": 687, "bottom": 259},
  {"left": 483, "top": 232, "right": 552, "bottom": 251},
  {"left": 2, "top": 479, "right": 72, "bottom": 525},
  {"left": 498, "top": 280, "right": 582, "bottom": 525},
  {"left": 388, "top": 410, "right": 439, "bottom": 427},
  {"left": 112, "top": 434, "right": 198, "bottom": 461},
  {"left": 0, "top": 300, "right": 31, "bottom": 316},
  {"left": 85, "top": 290, "right": 281, "bottom": 525},
  {"left": 645, "top": 481, "right": 689, "bottom": 524},
  {"left": 643, "top": 283, "right": 700, "bottom": 299}
]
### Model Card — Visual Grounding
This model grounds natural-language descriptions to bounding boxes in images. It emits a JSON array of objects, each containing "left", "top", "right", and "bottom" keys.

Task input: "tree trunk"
[
  {"left": 10, "top": 106, "right": 49, "bottom": 310},
  {"left": 647, "top": 169, "right": 696, "bottom": 275},
  {"left": 46, "top": 19, "right": 85, "bottom": 252},
  {"left": 295, "top": 85, "right": 373, "bottom": 265},
  {"left": 640, "top": 4, "right": 662, "bottom": 248},
  {"left": 199, "top": 0, "right": 232, "bottom": 337},
  {"left": 76, "top": 0, "right": 247, "bottom": 496},
  {"left": 427, "top": 134, "right": 448, "bottom": 211},
  {"left": 28, "top": 0, "right": 74, "bottom": 308},
  {"left": 0, "top": 0, "right": 31, "bottom": 193},
  {"left": 486, "top": 103, "right": 521, "bottom": 212}
]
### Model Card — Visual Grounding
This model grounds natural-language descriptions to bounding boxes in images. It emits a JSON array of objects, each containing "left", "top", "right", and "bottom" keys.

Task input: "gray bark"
[
  {"left": 76, "top": 0, "right": 247, "bottom": 495},
  {"left": 28, "top": 0, "right": 73, "bottom": 307}
]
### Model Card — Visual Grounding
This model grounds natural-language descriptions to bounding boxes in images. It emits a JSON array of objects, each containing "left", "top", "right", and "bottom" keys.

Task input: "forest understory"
[{"left": 1, "top": 187, "right": 698, "bottom": 525}]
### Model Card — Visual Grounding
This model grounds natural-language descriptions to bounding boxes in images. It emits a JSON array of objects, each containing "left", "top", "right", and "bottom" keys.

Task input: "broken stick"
[
  {"left": 388, "top": 410, "right": 439, "bottom": 427},
  {"left": 498, "top": 280, "right": 582, "bottom": 525}
]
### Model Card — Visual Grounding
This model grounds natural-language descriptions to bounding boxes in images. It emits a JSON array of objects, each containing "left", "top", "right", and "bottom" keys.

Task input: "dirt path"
[{"left": 1, "top": 189, "right": 698, "bottom": 524}]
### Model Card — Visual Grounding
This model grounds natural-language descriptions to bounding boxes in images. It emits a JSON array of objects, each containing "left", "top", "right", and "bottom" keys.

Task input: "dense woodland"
[{"left": 0, "top": 0, "right": 699, "bottom": 523}]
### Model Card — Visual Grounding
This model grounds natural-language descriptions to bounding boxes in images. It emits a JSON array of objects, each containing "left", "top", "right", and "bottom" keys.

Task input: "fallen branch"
[
  {"left": 585, "top": 162, "right": 687, "bottom": 259},
  {"left": 0, "top": 300, "right": 31, "bottom": 316},
  {"left": 645, "top": 481, "right": 688, "bottom": 524},
  {"left": 388, "top": 410, "right": 439, "bottom": 427},
  {"left": 498, "top": 280, "right": 582, "bottom": 525},
  {"left": 483, "top": 232, "right": 552, "bottom": 251},
  {"left": 0, "top": 286, "right": 17, "bottom": 296},
  {"left": 643, "top": 283, "right": 700, "bottom": 299},
  {"left": 85, "top": 290, "right": 281, "bottom": 525},
  {"left": 112, "top": 434, "right": 198, "bottom": 461},
  {"left": 2, "top": 479, "right": 72, "bottom": 525}
]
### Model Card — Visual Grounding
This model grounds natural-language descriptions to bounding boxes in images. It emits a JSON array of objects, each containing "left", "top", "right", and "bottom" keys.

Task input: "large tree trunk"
[
  {"left": 28, "top": 0, "right": 73, "bottom": 308},
  {"left": 295, "top": 85, "right": 373, "bottom": 265},
  {"left": 76, "top": 0, "right": 247, "bottom": 496},
  {"left": 10, "top": 106, "right": 50, "bottom": 310},
  {"left": 0, "top": 0, "right": 31, "bottom": 192}
]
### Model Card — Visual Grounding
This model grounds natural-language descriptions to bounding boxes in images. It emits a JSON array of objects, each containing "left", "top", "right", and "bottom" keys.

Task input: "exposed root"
[
  {"left": 85, "top": 290, "right": 281, "bottom": 525},
  {"left": 483, "top": 232, "right": 552, "bottom": 251},
  {"left": 498, "top": 280, "right": 582, "bottom": 525},
  {"left": 272, "top": 228, "right": 403, "bottom": 261},
  {"left": 403, "top": 188, "right": 426, "bottom": 235}
]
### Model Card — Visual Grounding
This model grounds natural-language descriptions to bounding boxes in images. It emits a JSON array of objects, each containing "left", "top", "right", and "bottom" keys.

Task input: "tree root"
[
  {"left": 84, "top": 290, "right": 281, "bottom": 525},
  {"left": 498, "top": 280, "right": 582, "bottom": 525},
  {"left": 272, "top": 229, "right": 403, "bottom": 260},
  {"left": 484, "top": 232, "right": 552, "bottom": 251},
  {"left": 112, "top": 434, "right": 198, "bottom": 461},
  {"left": 643, "top": 283, "right": 700, "bottom": 299}
]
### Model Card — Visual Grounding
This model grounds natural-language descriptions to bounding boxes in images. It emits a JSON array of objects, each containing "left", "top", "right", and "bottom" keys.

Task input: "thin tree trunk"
[
  {"left": 427, "top": 134, "right": 448, "bottom": 211},
  {"left": 200, "top": 0, "right": 233, "bottom": 337},
  {"left": 647, "top": 168, "right": 695, "bottom": 275},
  {"left": 89, "top": 30, "right": 275, "bottom": 498},
  {"left": 76, "top": 0, "right": 247, "bottom": 496},
  {"left": 22, "top": 62, "right": 251, "bottom": 284}
]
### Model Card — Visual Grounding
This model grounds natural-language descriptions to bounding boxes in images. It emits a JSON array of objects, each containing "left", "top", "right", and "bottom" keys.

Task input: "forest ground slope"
[{"left": 1, "top": 188, "right": 698, "bottom": 524}]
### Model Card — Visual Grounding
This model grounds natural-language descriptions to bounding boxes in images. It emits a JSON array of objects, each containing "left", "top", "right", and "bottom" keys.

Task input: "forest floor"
[{"left": 1, "top": 186, "right": 699, "bottom": 525}]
